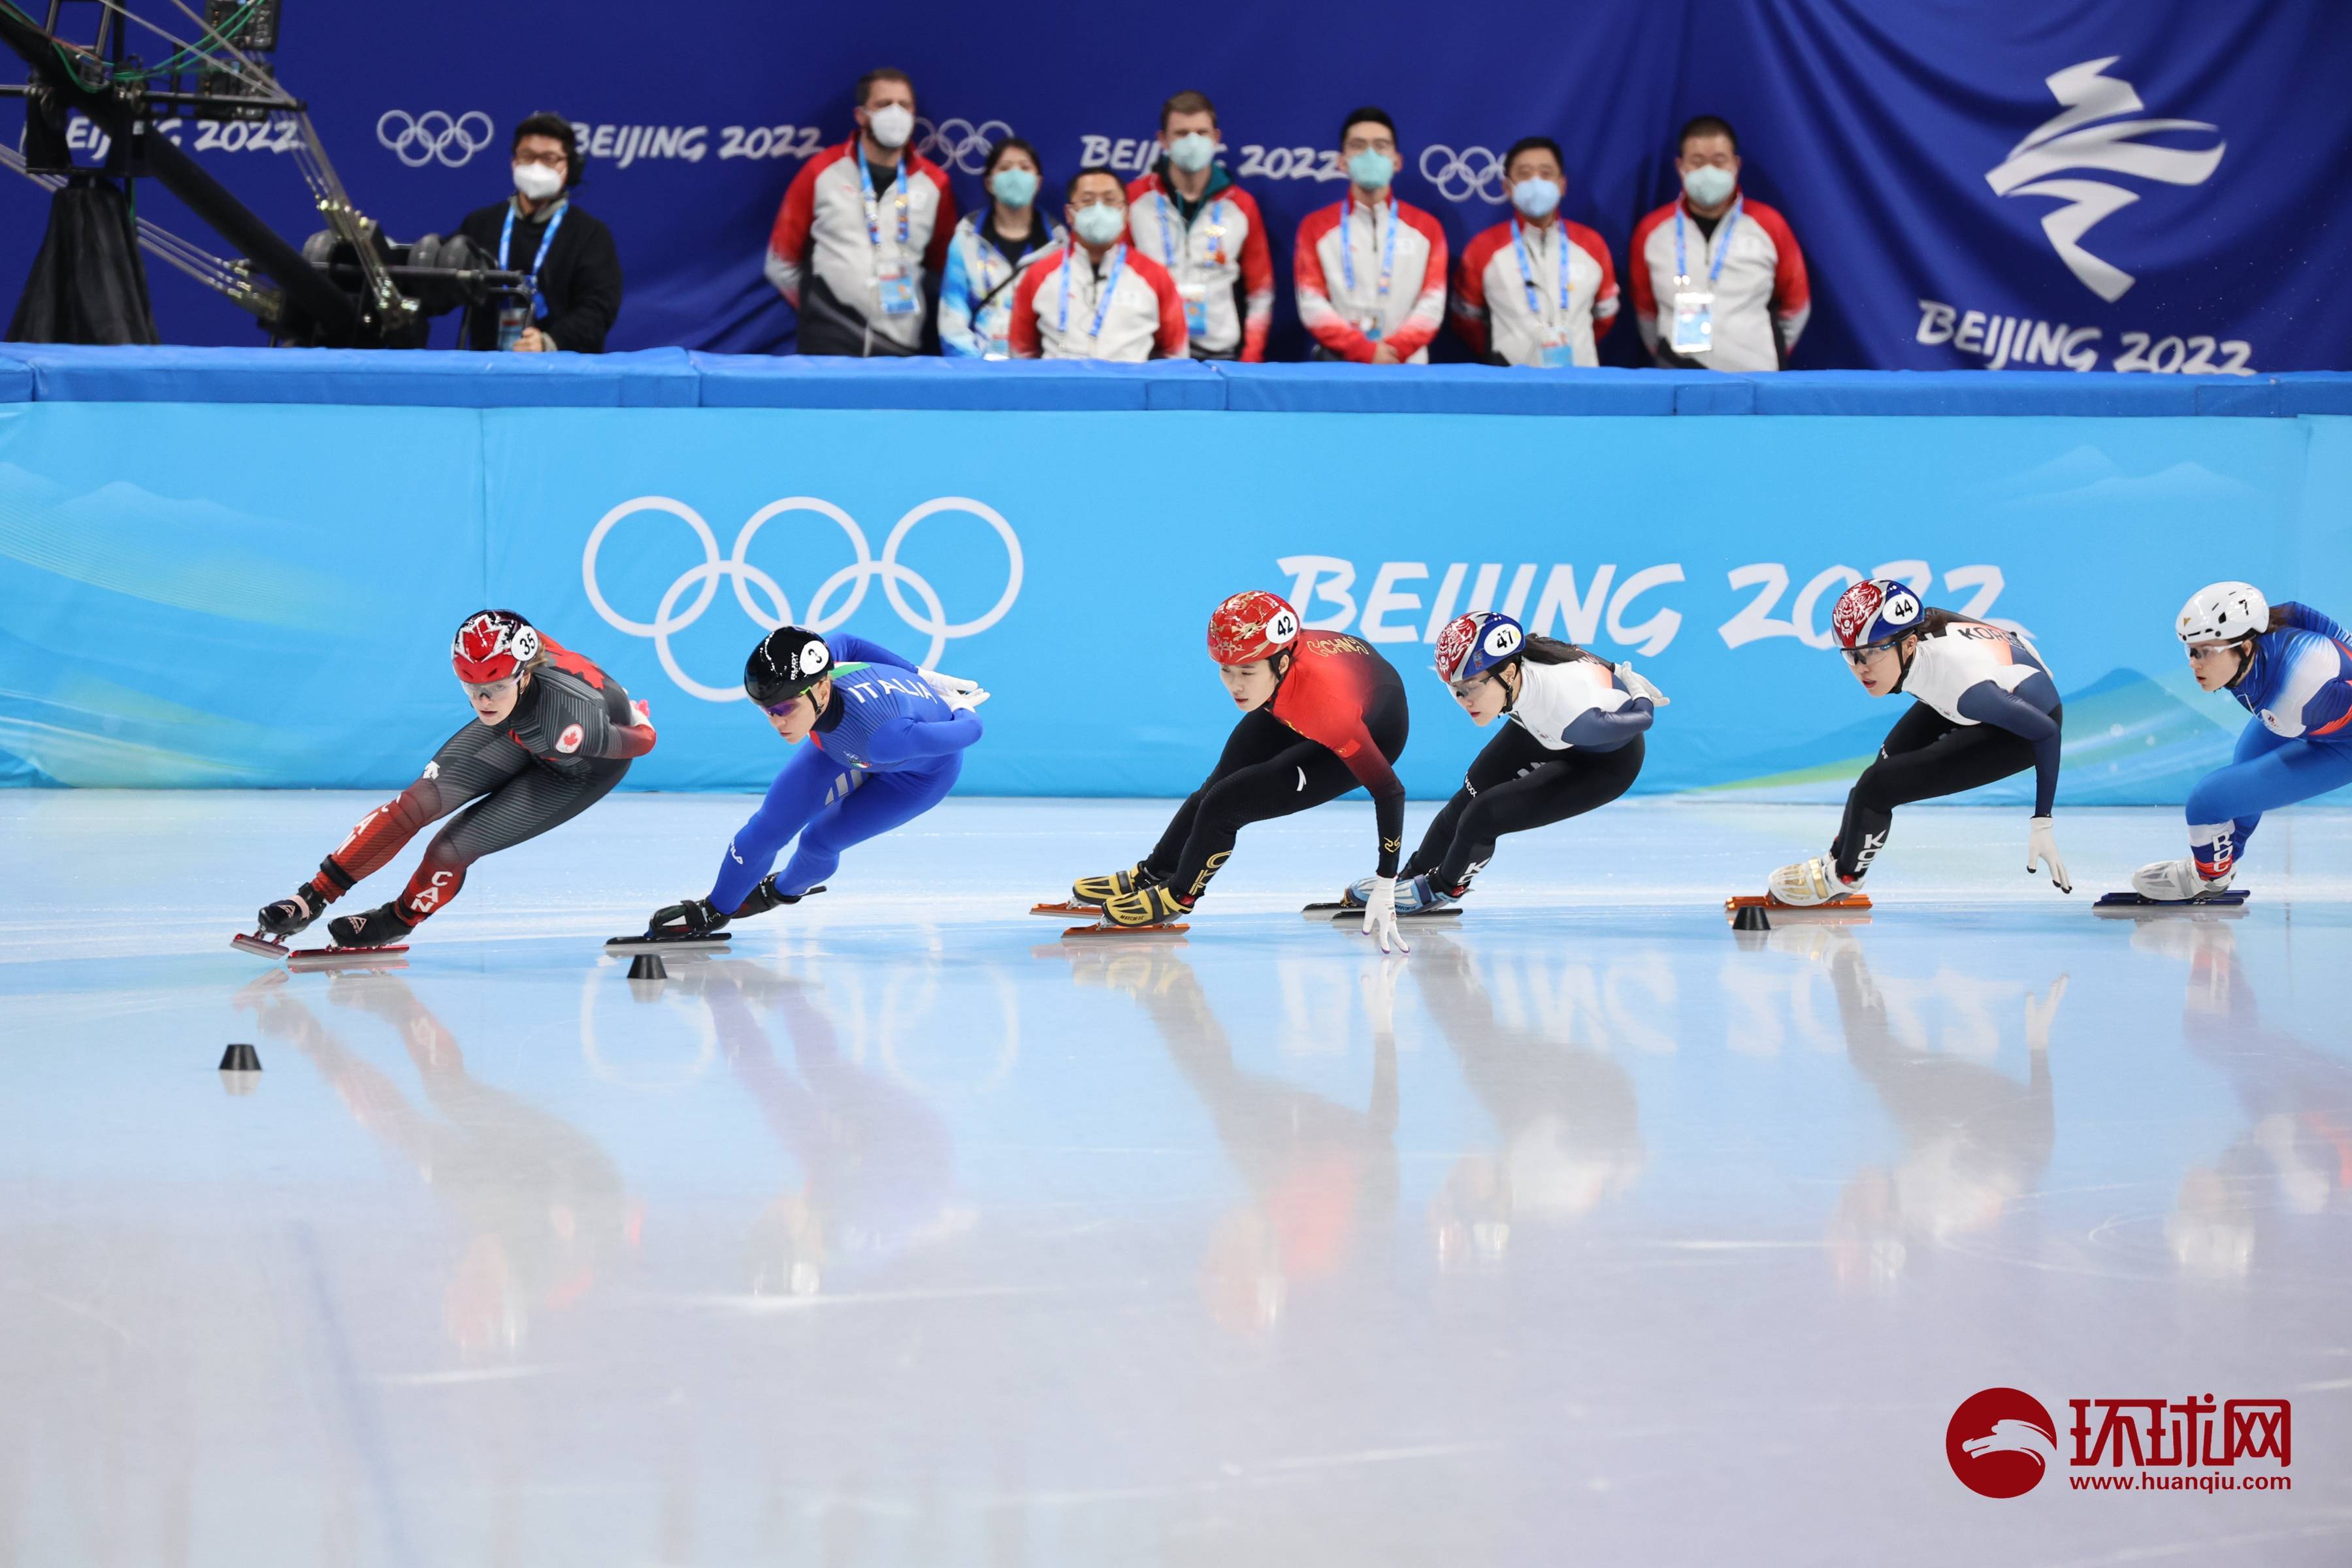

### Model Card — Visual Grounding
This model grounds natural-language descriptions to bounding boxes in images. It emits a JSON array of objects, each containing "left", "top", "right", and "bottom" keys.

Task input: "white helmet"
[{"left": 2175, "top": 582, "right": 2269, "bottom": 645}]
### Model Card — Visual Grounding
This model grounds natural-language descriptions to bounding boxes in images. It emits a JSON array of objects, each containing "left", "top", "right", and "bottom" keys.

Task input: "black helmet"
[{"left": 745, "top": 627, "right": 834, "bottom": 708}]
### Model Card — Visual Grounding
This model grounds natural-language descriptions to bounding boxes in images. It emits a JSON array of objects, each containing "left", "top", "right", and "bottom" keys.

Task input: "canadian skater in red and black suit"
[
  {"left": 246, "top": 610, "right": 657, "bottom": 951},
  {"left": 1073, "top": 591, "right": 1415, "bottom": 951}
]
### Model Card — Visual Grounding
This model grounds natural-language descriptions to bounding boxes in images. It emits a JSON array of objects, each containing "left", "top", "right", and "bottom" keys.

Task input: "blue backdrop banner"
[
  {"left": 3, "top": 1, "right": 2347, "bottom": 370},
  {"left": 5, "top": 395, "right": 2347, "bottom": 802}
]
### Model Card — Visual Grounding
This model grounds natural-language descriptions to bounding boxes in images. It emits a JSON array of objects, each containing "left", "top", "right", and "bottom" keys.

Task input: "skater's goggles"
[
  {"left": 459, "top": 674, "right": 521, "bottom": 700},
  {"left": 1838, "top": 640, "right": 1901, "bottom": 668}
]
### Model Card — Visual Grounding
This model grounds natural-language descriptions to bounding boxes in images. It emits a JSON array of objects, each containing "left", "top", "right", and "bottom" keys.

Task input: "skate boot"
[
  {"left": 1099, "top": 883, "right": 1190, "bottom": 928},
  {"left": 1073, "top": 862, "right": 1160, "bottom": 906},
  {"left": 1349, "top": 872, "right": 1459, "bottom": 915},
  {"left": 328, "top": 902, "right": 416, "bottom": 949},
  {"left": 2131, "top": 857, "right": 2234, "bottom": 904},
  {"left": 256, "top": 883, "right": 327, "bottom": 939},
  {"left": 1769, "top": 855, "right": 1861, "bottom": 908}
]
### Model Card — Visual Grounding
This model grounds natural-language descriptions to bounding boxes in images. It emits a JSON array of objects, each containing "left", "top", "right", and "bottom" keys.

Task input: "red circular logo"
[{"left": 1946, "top": 1388, "right": 2058, "bottom": 1497}]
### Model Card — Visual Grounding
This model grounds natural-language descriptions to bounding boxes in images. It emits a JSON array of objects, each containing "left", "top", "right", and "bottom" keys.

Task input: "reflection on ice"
[{"left": 237, "top": 970, "right": 631, "bottom": 1352}]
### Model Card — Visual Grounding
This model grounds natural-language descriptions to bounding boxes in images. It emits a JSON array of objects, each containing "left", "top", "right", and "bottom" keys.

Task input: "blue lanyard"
[
  {"left": 498, "top": 198, "right": 568, "bottom": 286},
  {"left": 1673, "top": 197, "right": 1742, "bottom": 287},
  {"left": 1340, "top": 196, "right": 1399, "bottom": 304},
  {"left": 1058, "top": 242, "right": 1127, "bottom": 342},
  {"left": 857, "top": 154, "right": 913, "bottom": 252},
  {"left": 1155, "top": 191, "right": 1226, "bottom": 275},
  {"left": 1510, "top": 217, "right": 1570, "bottom": 313}
]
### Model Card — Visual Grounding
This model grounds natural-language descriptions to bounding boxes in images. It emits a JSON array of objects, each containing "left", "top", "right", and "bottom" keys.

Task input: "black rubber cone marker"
[
  {"left": 1733, "top": 904, "right": 1771, "bottom": 932},
  {"left": 628, "top": 954, "right": 667, "bottom": 981},
  {"left": 219, "top": 1042, "right": 262, "bottom": 1071}
]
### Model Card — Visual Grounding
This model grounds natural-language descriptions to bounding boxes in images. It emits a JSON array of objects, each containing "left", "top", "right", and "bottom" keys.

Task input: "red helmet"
[
  {"left": 451, "top": 610, "right": 542, "bottom": 683},
  {"left": 1207, "top": 591, "right": 1302, "bottom": 666}
]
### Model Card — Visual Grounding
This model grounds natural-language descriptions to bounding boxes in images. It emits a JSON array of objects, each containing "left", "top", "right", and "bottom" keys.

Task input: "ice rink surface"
[{"left": 4, "top": 789, "right": 2349, "bottom": 1567}]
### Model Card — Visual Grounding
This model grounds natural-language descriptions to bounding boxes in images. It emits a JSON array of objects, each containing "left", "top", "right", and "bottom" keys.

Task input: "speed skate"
[
  {"left": 1307, "top": 893, "right": 1448, "bottom": 921},
  {"left": 228, "top": 930, "right": 410, "bottom": 970}
]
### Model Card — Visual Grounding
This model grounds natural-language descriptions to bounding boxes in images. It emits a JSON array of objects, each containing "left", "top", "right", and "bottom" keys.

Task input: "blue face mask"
[
  {"left": 1167, "top": 133, "right": 1216, "bottom": 174},
  {"left": 1072, "top": 203, "right": 1126, "bottom": 246},
  {"left": 1511, "top": 178, "right": 1561, "bottom": 220},
  {"left": 988, "top": 167, "right": 1039, "bottom": 208},
  {"left": 1347, "top": 150, "right": 1394, "bottom": 189},
  {"left": 1682, "top": 164, "right": 1737, "bottom": 208}
]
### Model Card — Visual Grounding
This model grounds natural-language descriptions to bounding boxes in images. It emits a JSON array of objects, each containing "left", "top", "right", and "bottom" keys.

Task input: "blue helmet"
[
  {"left": 1435, "top": 612, "right": 1527, "bottom": 683},
  {"left": 1830, "top": 579, "right": 1928, "bottom": 651}
]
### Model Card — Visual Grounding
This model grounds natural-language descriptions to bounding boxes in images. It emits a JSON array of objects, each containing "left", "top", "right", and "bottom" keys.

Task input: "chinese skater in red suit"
[
  {"left": 241, "top": 610, "right": 655, "bottom": 953},
  {"left": 1070, "top": 591, "right": 1414, "bottom": 951}
]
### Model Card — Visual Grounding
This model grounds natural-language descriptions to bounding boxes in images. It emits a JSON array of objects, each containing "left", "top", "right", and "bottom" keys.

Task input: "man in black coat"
[{"left": 455, "top": 112, "right": 623, "bottom": 353}]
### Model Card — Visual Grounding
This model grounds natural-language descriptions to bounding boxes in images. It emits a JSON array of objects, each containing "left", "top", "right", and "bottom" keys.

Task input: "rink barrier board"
[
  {"left": 5, "top": 347, "right": 2352, "bottom": 415},
  {"left": 4, "top": 352, "right": 2351, "bottom": 800}
]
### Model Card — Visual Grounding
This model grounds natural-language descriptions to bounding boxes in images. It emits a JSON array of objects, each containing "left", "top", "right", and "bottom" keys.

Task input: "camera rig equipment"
[{"left": 2, "top": 0, "right": 529, "bottom": 344}]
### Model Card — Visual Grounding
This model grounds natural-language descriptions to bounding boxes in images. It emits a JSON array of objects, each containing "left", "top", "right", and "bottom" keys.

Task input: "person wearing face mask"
[
  {"left": 938, "top": 137, "right": 1066, "bottom": 359},
  {"left": 764, "top": 67, "right": 956, "bottom": 357},
  {"left": 1294, "top": 106, "right": 1448, "bottom": 365},
  {"left": 1629, "top": 114, "right": 1810, "bottom": 371},
  {"left": 240, "top": 612, "right": 655, "bottom": 955},
  {"left": 453, "top": 113, "right": 623, "bottom": 353},
  {"left": 1007, "top": 168, "right": 1188, "bottom": 361},
  {"left": 1452, "top": 137, "right": 1618, "bottom": 368},
  {"left": 1123, "top": 90, "right": 1275, "bottom": 362}
]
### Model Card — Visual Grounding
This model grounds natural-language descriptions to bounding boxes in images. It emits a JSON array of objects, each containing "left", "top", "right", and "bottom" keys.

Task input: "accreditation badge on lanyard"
[
  {"left": 1341, "top": 197, "right": 1399, "bottom": 343},
  {"left": 497, "top": 198, "right": 566, "bottom": 350},
  {"left": 1671, "top": 198, "right": 1741, "bottom": 356},
  {"left": 861, "top": 157, "right": 921, "bottom": 317},
  {"left": 1512, "top": 218, "right": 1575, "bottom": 368}
]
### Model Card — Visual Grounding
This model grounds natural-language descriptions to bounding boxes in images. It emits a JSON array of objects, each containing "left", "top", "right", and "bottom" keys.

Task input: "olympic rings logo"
[
  {"left": 582, "top": 495, "right": 1022, "bottom": 702},
  {"left": 1420, "top": 144, "right": 1507, "bottom": 204},
  {"left": 377, "top": 109, "right": 495, "bottom": 169},
  {"left": 915, "top": 116, "right": 1014, "bottom": 175}
]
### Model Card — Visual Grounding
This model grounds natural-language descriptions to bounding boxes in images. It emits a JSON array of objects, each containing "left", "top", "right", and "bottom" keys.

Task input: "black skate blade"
[
  {"left": 286, "top": 944, "right": 410, "bottom": 972},
  {"left": 1312, "top": 904, "right": 1462, "bottom": 921},
  {"left": 2094, "top": 889, "right": 2251, "bottom": 909},
  {"left": 231, "top": 932, "right": 291, "bottom": 960},
  {"left": 1033, "top": 900, "right": 1101, "bottom": 917},
  {"left": 605, "top": 932, "right": 733, "bottom": 954}
]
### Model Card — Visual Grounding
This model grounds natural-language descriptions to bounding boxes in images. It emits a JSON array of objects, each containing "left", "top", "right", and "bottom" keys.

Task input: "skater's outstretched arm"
[
  {"left": 1955, "top": 675, "right": 2062, "bottom": 817},
  {"left": 708, "top": 749, "right": 849, "bottom": 914},
  {"left": 1559, "top": 697, "right": 1654, "bottom": 752},
  {"left": 861, "top": 709, "right": 985, "bottom": 768}
]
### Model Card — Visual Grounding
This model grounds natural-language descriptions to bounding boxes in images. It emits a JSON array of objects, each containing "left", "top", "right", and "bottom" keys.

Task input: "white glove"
[
  {"left": 1616, "top": 661, "right": 1670, "bottom": 707},
  {"left": 2027, "top": 816, "right": 2071, "bottom": 894},
  {"left": 629, "top": 698, "right": 653, "bottom": 726},
  {"left": 919, "top": 667, "right": 990, "bottom": 712},
  {"left": 1360, "top": 874, "right": 1410, "bottom": 955}
]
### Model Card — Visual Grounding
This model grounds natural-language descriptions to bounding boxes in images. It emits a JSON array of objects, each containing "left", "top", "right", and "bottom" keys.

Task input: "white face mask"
[
  {"left": 512, "top": 161, "right": 564, "bottom": 201},
  {"left": 866, "top": 103, "right": 914, "bottom": 150}
]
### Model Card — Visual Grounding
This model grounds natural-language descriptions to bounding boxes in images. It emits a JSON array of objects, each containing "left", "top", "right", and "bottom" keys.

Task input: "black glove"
[
  {"left": 731, "top": 875, "right": 825, "bottom": 920},
  {"left": 647, "top": 897, "right": 728, "bottom": 938}
]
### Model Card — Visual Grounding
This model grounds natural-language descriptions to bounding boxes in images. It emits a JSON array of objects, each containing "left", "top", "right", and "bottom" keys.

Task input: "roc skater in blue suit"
[
  {"left": 644, "top": 625, "right": 988, "bottom": 937},
  {"left": 2134, "top": 582, "right": 2352, "bottom": 902}
]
